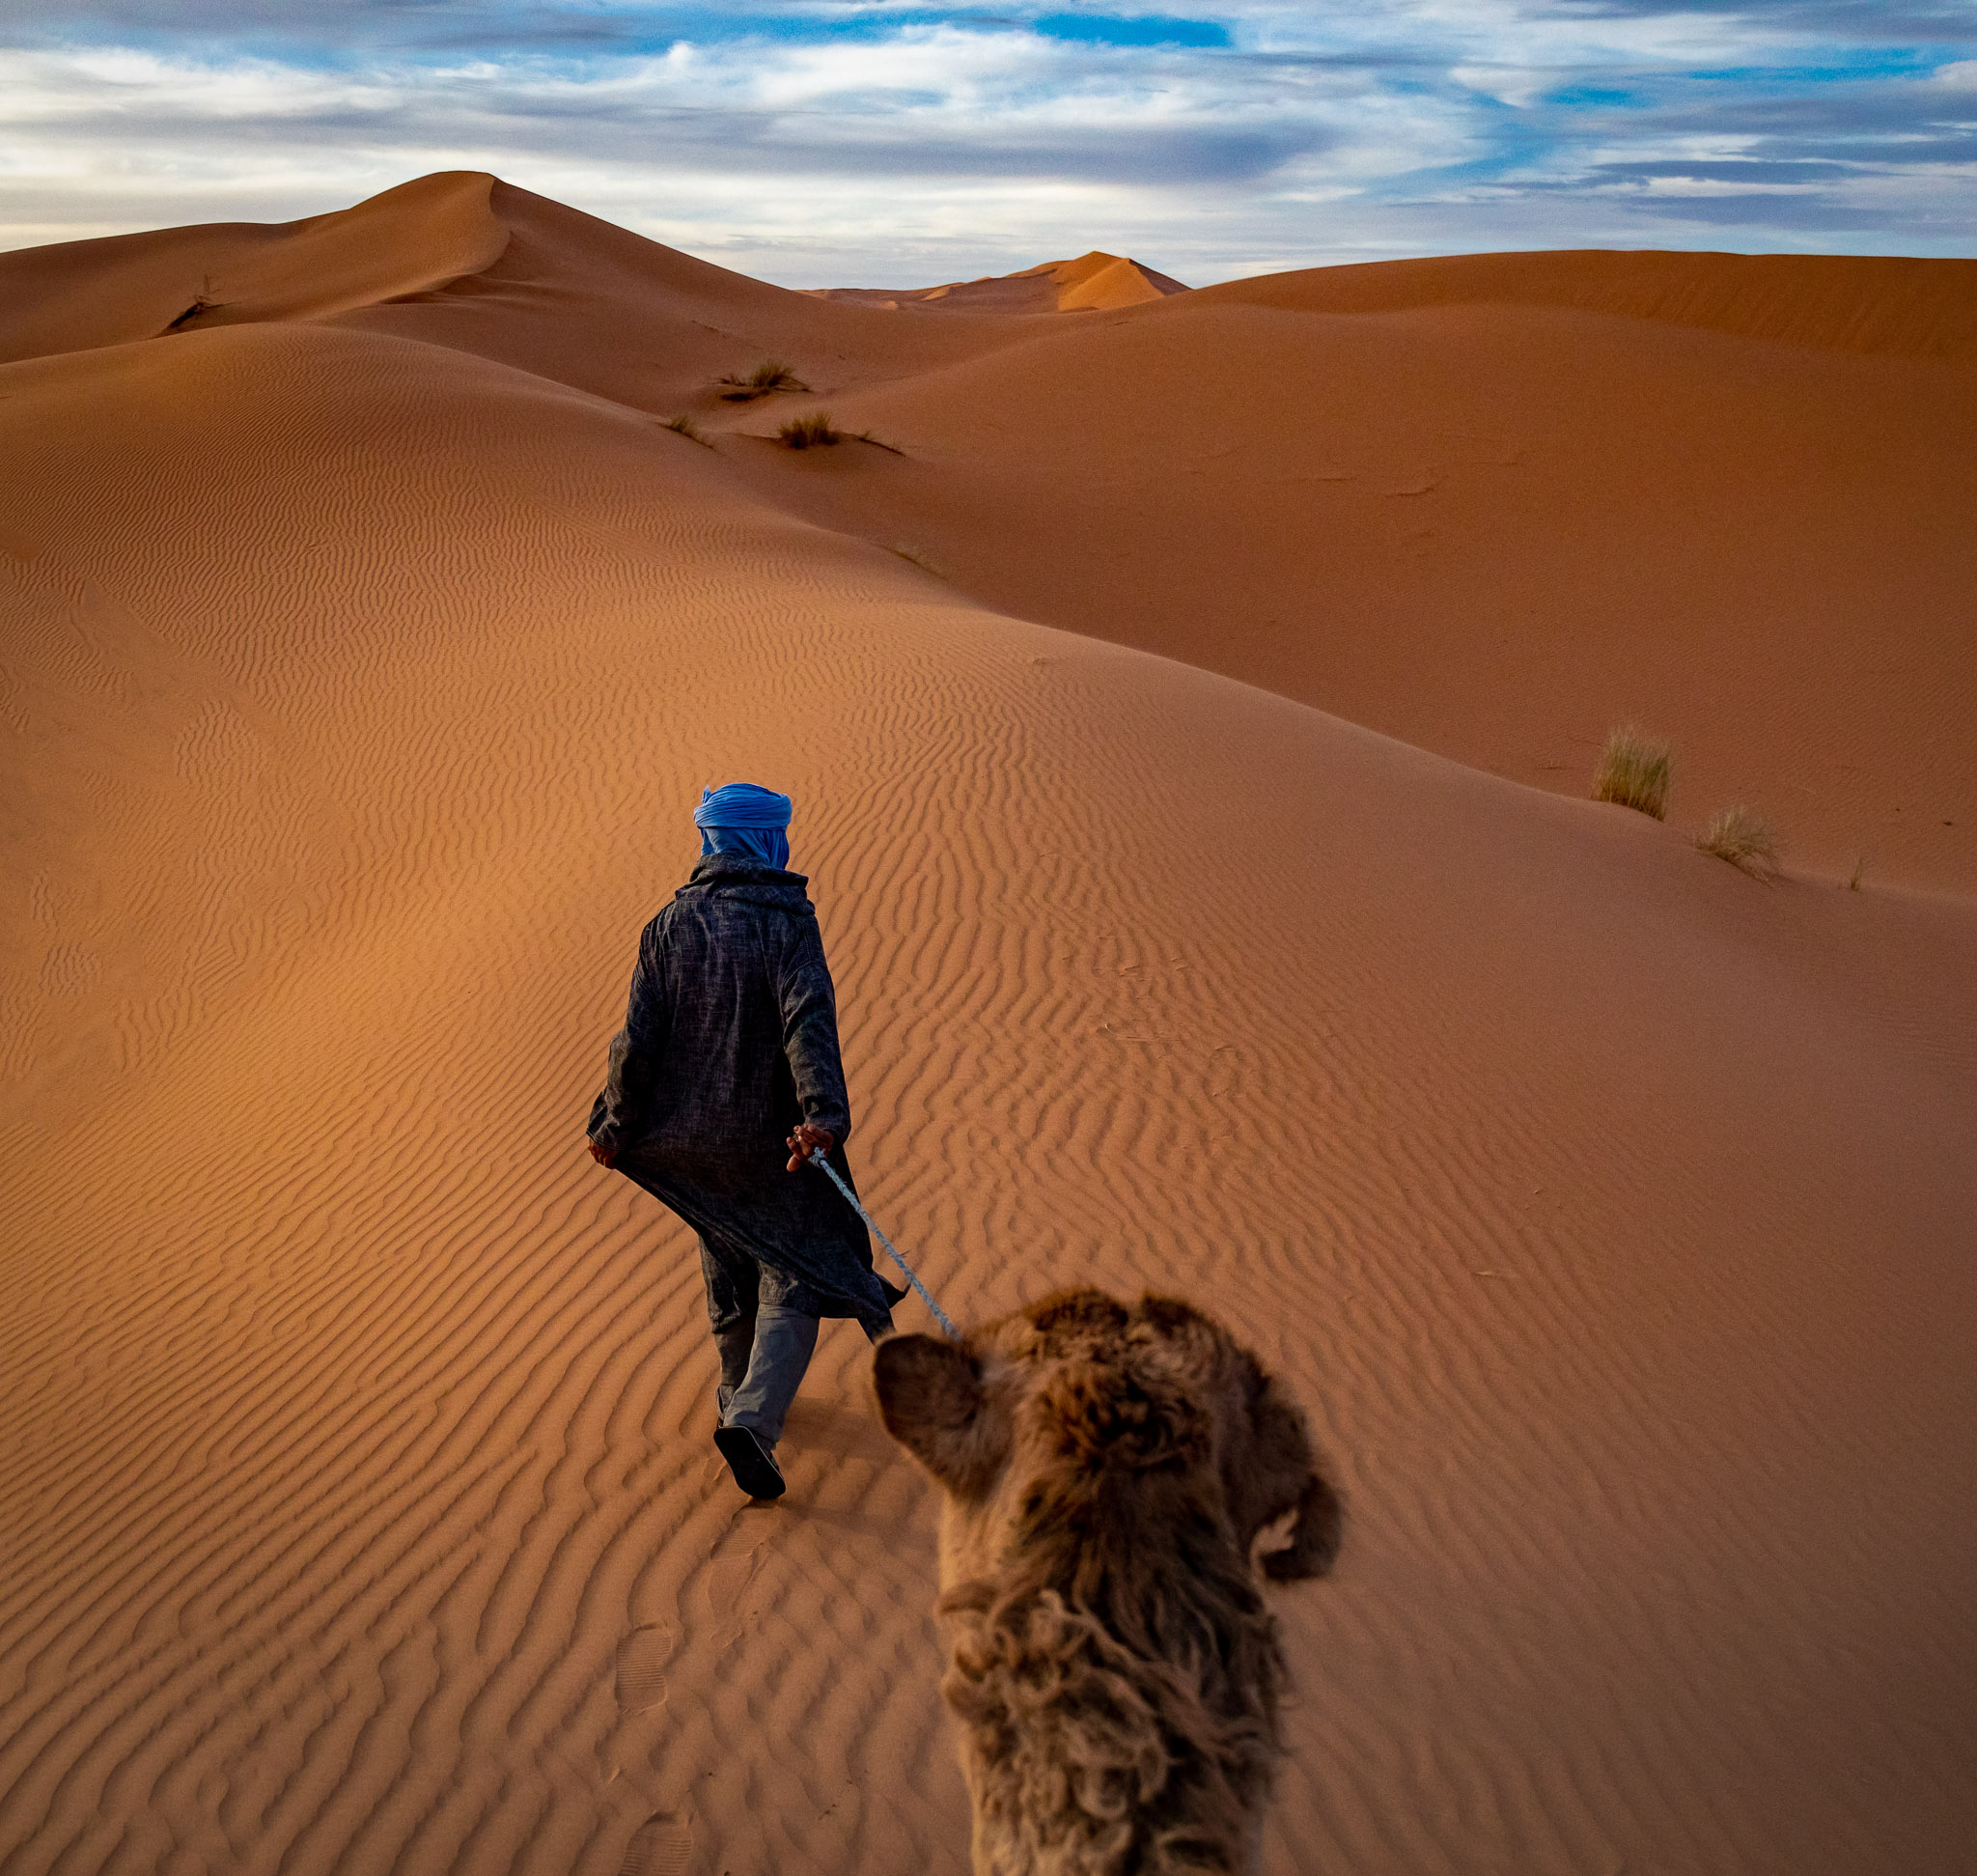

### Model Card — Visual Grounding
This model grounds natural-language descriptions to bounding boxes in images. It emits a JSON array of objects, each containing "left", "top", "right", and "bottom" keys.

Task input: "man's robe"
[{"left": 589, "top": 852, "right": 898, "bottom": 1325}]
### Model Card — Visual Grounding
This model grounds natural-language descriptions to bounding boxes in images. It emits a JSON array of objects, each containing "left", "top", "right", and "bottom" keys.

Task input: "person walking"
[{"left": 587, "top": 783, "right": 902, "bottom": 1501}]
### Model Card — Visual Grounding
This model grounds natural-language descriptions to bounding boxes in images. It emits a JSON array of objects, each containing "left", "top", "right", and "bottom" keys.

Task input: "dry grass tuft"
[
  {"left": 164, "top": 275, "right": 221, "bottom": 333},
  {"left": 777, "top": 410, "right": 842, "bottom": 449},
  {"left": 1697, "top": 805, "right": 1782, "bottom": 880},
  {"left": 661, "top": 412, "right": 711, "bottom": 446},
  {"left": 1592, "top": 725, "right": 1672, "bottom": 820},
  {"left": 718, "top": 359, "right": 810, "bottom": 401}
]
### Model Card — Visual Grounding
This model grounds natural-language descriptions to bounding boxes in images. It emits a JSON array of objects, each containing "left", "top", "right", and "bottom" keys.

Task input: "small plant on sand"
[
  {"left": 777, "top": 410, "right": 842, "bottom": 449},
  {"left": 1592, "top": 724, "right": 1672, "bottom": 820},
  {"left": 661, "top": 412, "right": 711, "bottom": 446},
  {"left": 164, "top": 275, "right": 220, "bottom": 333},
  {"left": 717, "top": 358, "right": 810, "bottom": 401},
  {"left": 1697, "top": 805, "right": 1781, "bottom": 880}
]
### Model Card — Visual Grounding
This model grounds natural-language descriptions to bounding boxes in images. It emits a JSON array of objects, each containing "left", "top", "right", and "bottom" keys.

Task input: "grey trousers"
[
  {"left": 713, "top": 1305, "right": 889, "bottom": 1448},
  {"left": 713, "top": 1305, "right": 819, "bottom": 1447}
]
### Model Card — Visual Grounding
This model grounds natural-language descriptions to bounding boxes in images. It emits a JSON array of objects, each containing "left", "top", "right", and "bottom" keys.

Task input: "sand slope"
[
  {"left": 14, "top": 179, "right": 1968, "bottom": 892},
  {"left": 738, "top": 260, "right": 1977, "bottom": 893},
  {"left": 2, "top": 183, "right": 1975, "bottom": 1876}
]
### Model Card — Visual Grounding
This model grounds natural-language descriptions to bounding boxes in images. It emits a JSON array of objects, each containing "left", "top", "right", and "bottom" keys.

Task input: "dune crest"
[
  {"left": 0, "top": 171, "right": 508, "bottom": 366},
  {"left": 1192, "top": 247, "right": 1977, "bottom": 363}
]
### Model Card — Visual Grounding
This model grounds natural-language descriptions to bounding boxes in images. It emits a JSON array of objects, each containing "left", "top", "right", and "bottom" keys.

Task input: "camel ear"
[
  {"left": 1225, "top": 1368, "right": 1344, "bottom": 1581},
  {"left": 1259, "top": 1469, "right": 1344, "bottom": 1582},
  {"left": 873, "top": 1335, "right": 1006, "bottom": 1498}
]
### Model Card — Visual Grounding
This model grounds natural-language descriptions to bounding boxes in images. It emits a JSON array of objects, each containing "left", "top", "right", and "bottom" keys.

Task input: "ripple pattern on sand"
[{"left": 2, "top": 323, "right": 1972, "bottom": 1876}]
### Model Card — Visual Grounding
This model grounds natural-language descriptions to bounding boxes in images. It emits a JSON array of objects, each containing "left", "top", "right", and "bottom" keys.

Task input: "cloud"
[{"left": 0, "top": 1, "right": 1972, "bottom": 278}]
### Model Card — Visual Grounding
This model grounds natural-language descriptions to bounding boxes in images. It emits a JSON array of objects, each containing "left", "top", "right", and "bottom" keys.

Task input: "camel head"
[{"left": 873, "top": 1289, "right": 1341, "bottom": 1875}]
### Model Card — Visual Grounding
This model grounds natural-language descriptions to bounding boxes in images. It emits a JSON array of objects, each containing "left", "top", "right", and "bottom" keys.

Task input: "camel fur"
[{"left": 873, "top": 1289, "right": 1342, "bottom": 1875}]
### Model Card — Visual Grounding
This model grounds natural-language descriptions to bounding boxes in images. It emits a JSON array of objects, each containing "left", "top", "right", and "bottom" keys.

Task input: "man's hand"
[
  {"left": 587, "top": 1137, "right": 617, "bottom": 1168},
  {"left": 786, "top": 1123, "right": 834, "bottom": 1172}
]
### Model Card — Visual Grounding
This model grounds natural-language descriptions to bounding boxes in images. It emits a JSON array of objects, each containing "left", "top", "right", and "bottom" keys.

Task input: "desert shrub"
[
  {"left": 661, "top": 413, "right": 711, "bottom": 445},
  {"left": 777, "top": 410, "right": 842, "bottom": 449},
  {"left": 1697, "top": 805, "right": 1781, "bottom": 880},
  {"left": 1593, "top": 725, "right": 1672, "bottom": 820},
  {"left": 164, "top": 276, "right": 220, "bottom": 333},
  {"left": 718, "top": 359, "right": 810, "bottom": 401}
]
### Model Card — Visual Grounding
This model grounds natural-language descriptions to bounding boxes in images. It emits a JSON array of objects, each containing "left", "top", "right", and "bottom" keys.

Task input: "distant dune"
[
  {"left": 2, "top": 174, "right": 1973, "bottom": 1876},
  {"left": 1192, "top": 246, "right": 1977, "bottom": 363},
  {"left": 806, "top": 249, "right": 1189, "bottom": 314}
]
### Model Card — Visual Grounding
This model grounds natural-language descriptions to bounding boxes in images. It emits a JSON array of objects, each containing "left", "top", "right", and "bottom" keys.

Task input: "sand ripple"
[{"left": 1, "top": 266, "right": 1972, "bottom": 1876}]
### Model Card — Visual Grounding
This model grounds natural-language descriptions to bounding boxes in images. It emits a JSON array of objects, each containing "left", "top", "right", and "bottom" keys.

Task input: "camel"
[{"left": 873, "top": 1289, "right": 1342, "bottom": 1875}]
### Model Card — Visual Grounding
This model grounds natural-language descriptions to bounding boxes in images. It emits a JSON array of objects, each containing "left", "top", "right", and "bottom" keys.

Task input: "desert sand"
[{"left": 1, "top": 172, "right": 1972, "bottom": 1875}]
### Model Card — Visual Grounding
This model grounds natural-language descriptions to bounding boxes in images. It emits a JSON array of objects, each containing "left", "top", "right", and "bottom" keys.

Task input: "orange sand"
[{"left": 2, "top": 174, "right": 1973, "bottom": 1876}]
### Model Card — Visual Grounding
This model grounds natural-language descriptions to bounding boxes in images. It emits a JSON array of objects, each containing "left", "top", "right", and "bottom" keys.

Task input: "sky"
[{"left": 2, "top": 1, "right": 1974, "bottom": 285}]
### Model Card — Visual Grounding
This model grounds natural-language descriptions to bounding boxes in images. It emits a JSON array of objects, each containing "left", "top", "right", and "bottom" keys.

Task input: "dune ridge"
[
  {"left": 0, "top": 173, "right": 510, "bottom": 367},
  {"left": 2, "top": 182, "right": 1974, "bottom": 1876},
  {"left": 1191, "top": 246, "right": 1977, "bottom": 363}
]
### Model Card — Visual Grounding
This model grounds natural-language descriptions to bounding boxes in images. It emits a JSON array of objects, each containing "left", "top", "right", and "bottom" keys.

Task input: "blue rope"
[{"left": 805, "top": 1149, "right": 961, "bottom": 1342}]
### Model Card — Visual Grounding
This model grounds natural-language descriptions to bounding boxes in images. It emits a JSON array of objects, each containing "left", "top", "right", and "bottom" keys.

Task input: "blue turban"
[{"left": 694, "top": 782, "right": 793, "bottom": 869}]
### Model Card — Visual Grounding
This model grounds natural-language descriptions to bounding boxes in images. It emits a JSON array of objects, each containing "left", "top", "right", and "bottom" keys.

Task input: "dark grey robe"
[{"left": 588, "top": 853, "right": 898, "bottom": 1326}]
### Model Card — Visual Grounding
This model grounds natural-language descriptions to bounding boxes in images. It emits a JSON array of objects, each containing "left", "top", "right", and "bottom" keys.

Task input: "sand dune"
[
  {"left": 808, "top": 249, "right": 1189, "bottom": 314},
  {"left": 1192, "top": 246, "right": 1977, "bottom": 362},
  {"left": 0, "top": 173, "right": 510, "bottom": 367},
  {"left": 740, "top": 259, "right": 1977, "bottom": 894},
  {"left": 2, "top": 180, "right": 1974, "bottom": 1876},
  {"left": 16, "top": 180, "right": 1966, "bottom": 892}
]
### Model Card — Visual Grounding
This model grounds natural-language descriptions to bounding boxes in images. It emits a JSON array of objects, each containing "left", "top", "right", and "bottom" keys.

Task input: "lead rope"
[{"left": 805, "top": 1148, "right": 961, "bottom": 1342}]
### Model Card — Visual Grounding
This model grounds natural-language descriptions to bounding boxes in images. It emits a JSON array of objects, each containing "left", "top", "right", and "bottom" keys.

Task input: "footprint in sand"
[
  {"left": 615, "top": 1624, "right": 674, "bottom": 1714},
  {"left": 619, "top": 1811, "right": 693, "bottom": 1876}
]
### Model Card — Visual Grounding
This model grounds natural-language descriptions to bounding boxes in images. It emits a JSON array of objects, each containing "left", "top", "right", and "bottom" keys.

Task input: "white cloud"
[{"left": 0, "top": 6, "right": 1973, "bottom": 278}]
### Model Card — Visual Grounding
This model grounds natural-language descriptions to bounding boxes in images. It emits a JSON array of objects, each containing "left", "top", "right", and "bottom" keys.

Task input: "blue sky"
[{"left": 2, "top": 2, "right": 1973, "bottom": 283}]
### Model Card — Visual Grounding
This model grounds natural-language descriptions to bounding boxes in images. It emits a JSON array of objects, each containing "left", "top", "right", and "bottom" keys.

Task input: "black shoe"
[{"left": 714, "top": 1424, "right": 787, "bottom": 1500}]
